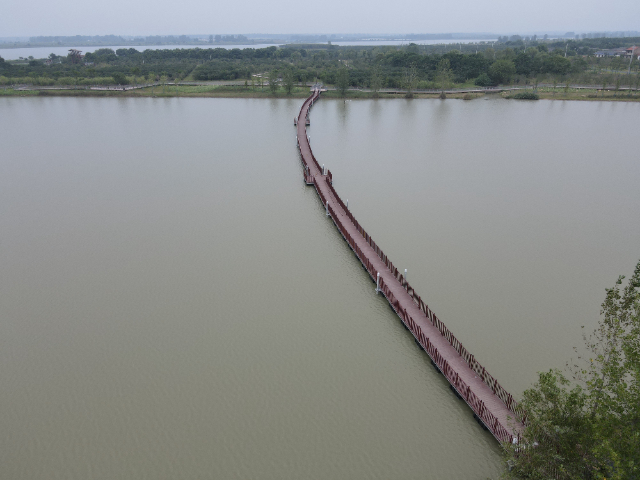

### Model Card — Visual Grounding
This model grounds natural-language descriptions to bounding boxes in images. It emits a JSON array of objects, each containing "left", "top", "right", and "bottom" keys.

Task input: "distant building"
[
  {"left": 595, "top": 47, "right": 629, "bottom": 57},
  {"left": 625, "top": 46, "right": 640, "bottom": 58},
  {"left": 67, "top": 49, "right": 84, "bottom": 64}
]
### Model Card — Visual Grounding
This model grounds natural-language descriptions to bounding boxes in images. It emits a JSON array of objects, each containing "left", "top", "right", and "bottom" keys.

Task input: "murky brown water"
[
  {"left": 1, "top": 96, "right": 638, "bottom": 479},
  {"left": 309, "top": 97, "right": 640, "bottom": 394}
]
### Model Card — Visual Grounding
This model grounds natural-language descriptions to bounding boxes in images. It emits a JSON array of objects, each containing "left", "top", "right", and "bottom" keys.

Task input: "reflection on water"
[
  {"left": 2, "top": 96, "right": 638, "bottom": 480},
  {"left": 310, "top": 97, "right": 640, "bottom": 395}
]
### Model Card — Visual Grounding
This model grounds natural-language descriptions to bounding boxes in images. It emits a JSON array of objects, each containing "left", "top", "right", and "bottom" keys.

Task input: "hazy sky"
[{"left": 2, "top": 0, "right": 639, "bottom": 37}]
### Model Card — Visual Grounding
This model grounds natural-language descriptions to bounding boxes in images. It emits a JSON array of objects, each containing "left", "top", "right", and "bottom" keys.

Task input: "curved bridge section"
[{"left": 296, "top": 89, "right": 524, "bottom": 444}]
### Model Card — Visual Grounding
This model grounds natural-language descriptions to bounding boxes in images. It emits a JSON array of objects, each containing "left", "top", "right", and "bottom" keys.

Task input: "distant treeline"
[
  {"left": 1, "top": 38, "right": 639, "bottom": 90},
  {"left": 499, "top": 36, "right": 640, "bottom": 51}
]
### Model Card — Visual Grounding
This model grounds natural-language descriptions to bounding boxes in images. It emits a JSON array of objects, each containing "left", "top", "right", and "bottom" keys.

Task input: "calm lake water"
[
  {"left": 1, "top": 96, "right": 639, "bottom": 479},
  {"left": 0, "top": 44, "right": 281, "bottom": 60}
]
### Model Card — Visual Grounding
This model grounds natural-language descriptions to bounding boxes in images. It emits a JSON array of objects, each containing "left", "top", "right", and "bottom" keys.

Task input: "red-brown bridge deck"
[{"left": 296, "top": 89, "right": 524, "bottom": 444}]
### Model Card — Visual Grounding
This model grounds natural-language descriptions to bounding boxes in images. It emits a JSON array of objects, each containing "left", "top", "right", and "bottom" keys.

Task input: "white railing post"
[
  {"left": 404, "top": 269, "right": 408, "bottom": 284},
  {"left": 375, "top": 273, "right": 380, "bottom": 294}
]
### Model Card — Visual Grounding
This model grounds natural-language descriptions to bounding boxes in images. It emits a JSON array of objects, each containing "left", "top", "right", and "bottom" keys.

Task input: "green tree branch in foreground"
[{"left": 504, "top": 259, "right": 640, "bottom": 480}]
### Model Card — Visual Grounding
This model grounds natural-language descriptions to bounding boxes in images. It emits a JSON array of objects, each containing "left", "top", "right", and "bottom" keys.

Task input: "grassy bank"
[
  {"left": 2, "top": 84, "right": 640, "bottom": 102},
  {"left": 0, "top": 84, "right": 312, "bottom": 98}
]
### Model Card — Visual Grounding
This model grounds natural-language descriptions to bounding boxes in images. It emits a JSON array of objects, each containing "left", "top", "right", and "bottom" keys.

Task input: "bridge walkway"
[{"left": 295, "top": 89, "right": 524, "bottom": 443}]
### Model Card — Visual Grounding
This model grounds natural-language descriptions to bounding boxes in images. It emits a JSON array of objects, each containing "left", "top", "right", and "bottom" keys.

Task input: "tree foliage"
[
  {"left": 2, "top": 39, "right": 638, "bottom": 92},
  {"left": 403, "top": 65, "right": 418, "bottom": 98},
  {"left": 474, "top": 72, "right": 492, "bottom": 87},
  {"left": 369, "top": 64, "right": 382, "bottom": 97},
  {"left": 489, "top": 59, "right": 516, "bottom": 85},
  {"left": 512, "top": 91, "right": 539, "bottom": 100},
  {"left": 112, "top": 72, "right": 127, "bottom": 85},
  {"left": 267, "top": 69, "right": 279, "bottom": 94},
  {"left": 504, "top": 260, "right": 640, "bottom": 480},
  {"left": 336, "top": 66, "right": 349, "bottom": 96},
  {"left": 435, "top": 58, "right": 453, "bottom": 91},
  {"left": 282, "top": 67, "right": 295, "bottom": 94}
]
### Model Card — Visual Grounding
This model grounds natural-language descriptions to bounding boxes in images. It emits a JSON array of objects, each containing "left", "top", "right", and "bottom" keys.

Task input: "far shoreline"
[{"left": 2, "top": 84, "right": 640, "bottom": 102}]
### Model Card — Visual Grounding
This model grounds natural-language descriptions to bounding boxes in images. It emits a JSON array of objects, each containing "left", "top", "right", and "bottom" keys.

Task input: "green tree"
[
  {"left": 282, "top": 68, "right": 295, "bottom": 94},
  {"left": 436, "top": 58, "right": 454, "bottom": 93},
  {"left": 131, "top": 67, "right": 141, "bottom": 87},
  {"left": 268, "top": 69, "right": 279, "bottom": 94},
  {"left": 504, "top": 259, "right": 640, "bottom": 480},
  {"left": 370, "top": 64, "right": 382, "bottom": 97},
  {"left": 474, "top": 72, "right": 492, "bottom": 87},
  {"left": 160, "top": 74, "right": 168, "bottom": 93},
  {"left": 403, "top": 65, "right": 418, "bottom": 98},
  {"left": 601, "top": 76, "right": 610, "bottom": 97},
  {"left": 336, "top": 66, "right": 349, "bottom": 96},
  {"left": 147, "top": 72, "right": 156, "bottom": 94},
  {"left": 489, "top": 59, "right": 516, "bottom": 85},
  {"left": 610, "top": 57, "right": 622, "bottom": 75},
  {"left": 112, "top": 72, "right": 127, "bottom": 86}
]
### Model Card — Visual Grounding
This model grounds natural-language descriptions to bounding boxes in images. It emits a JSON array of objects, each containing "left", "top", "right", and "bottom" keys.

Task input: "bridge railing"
[
  {"left": 298, "top": 90, "right": 524, "bottom": 434},
  {"left": 326, "top": 165, "right": 524, "bottom": 424},
  {"left": 305, "top": 173, "right": 315, "bottom": 184},
  {"left": 297, "top": 90, "right": 326, "bottom": 177},
  {"left": 326, "top": 196, "right": 515, "bottom": 442},
  {"left": 326, "top": 189, "right": 525, "bottom": 423},
  {"left": 309, "top": 151, "right": 322, "bottom": 175},
  {"left": 378, "top": 275, "right": 516, "bottom": 443},
  {"left": 327, "top": 202, "right": 379, "bottom": 284}
]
